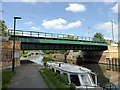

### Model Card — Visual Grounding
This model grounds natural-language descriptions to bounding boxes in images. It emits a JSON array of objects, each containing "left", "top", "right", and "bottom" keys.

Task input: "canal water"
[
  {"left": 28, "top": 55, "right": 120, "bottom": 89},
  {"left": 80, "top": 63, "right": 120, "bottom": 89},
  {"left": 28, "top": 55, "right": 44, "bottom": 66}
]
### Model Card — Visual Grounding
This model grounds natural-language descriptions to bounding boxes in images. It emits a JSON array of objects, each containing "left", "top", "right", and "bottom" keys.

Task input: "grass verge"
[
  {"left": 2, "top": 71, "right": 16, "bottom": 88},
  {"left": 39, "top": 68, "right": 75, "bottom": 89}
]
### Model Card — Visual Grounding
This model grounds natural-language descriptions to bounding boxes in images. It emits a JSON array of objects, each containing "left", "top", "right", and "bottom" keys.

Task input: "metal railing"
[{"left": 8, "top": 29, "right": 106, "bottom": 43}]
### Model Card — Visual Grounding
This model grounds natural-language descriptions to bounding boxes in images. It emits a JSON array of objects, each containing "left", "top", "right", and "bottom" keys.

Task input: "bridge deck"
[
  {"left": 8, "top": 30, "right": 108, "bottom": 50},
  {"left": 10, "top": 36, "right": 108, "bottom": 46}
]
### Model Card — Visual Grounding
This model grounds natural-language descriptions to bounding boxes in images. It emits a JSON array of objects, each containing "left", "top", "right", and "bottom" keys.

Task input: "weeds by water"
[{"left": 39, "top": 68, "right": 75, "bottom": 89}]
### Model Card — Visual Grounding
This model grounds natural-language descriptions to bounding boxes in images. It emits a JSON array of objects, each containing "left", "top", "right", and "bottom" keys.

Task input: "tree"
[
  {"left": 93, "top": 33, "right": 105, "bottom": 42},
  {"left": 0, "top": 19, "right": 8, "bottom": 36},
  {"left": 63, "top": 35, "right": 78, "bottom": 40},
  {"left": 42, "top": 50, "right": 55, "bottom": 54}
]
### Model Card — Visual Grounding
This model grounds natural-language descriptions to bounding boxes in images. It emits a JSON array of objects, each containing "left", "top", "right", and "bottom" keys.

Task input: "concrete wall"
[{"left": 1, "top": 40, "right": 21, "bottom": 70}]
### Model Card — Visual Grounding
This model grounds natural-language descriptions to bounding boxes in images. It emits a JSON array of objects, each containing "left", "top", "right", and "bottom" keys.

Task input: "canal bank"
[{"left": 28, "top": 54, "right": 120, "bottom": 89}]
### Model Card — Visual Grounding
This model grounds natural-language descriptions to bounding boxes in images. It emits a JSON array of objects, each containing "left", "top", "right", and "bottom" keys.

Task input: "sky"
[{"left": 1, "top": 1, "right": 119, "bottom": 41}]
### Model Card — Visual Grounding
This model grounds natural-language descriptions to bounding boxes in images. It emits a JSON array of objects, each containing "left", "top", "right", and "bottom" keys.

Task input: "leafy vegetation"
[
  {"left": 2, "top": 71, "right": 16, "bottom": 88},
  {"left": 73, "top": 50, "right": 79, "bottom": 52},
  {"left": 42, "top": 50, "right": 70, "bottom": 63},
  {"left": 42, "top": 50, "right": 55, "bottom": 54},
  {"left": 0, "top": 20, "right": 8, "bottom": 36},
  {"left": 118, "top": 56, "right": 120, "bottom": 59},
  {"left": 39, "top": 68, "right": 75, "bottom": 89},
  {"left": 42, "top": 57, "right": 54, "bottom": 63},
  {"left": 63, "top": 34, "right": 78, "bottom": 40},
  {"left": 93, "top": 33, "right": 105, "bottom": 42},
  {"left": 42, "top": 57, "right": 55, "bottom": 66},
  {"left": 20, "top": 50, "right": 43, "bottom": 56}
]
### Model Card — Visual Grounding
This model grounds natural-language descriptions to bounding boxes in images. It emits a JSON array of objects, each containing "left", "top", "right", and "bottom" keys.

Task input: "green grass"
[
  {"left": 20, "top": 57, "right": 29, "bottom": 60},
  {"left": 2, "top": 71, "right": 16, "bottom": 88},
  {"left": 42, "top": 57, "right": 55, "bottom": 63},
  {"left": 73, "top": 54, "right": 80, "bottom": 56},
  {"left": 39, "top": 68, "right": 75, "bottom": 89}
]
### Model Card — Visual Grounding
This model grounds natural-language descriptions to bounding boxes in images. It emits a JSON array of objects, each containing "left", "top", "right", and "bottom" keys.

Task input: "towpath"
[{"left": 10, "top": 61, "right": 48, "bottom": 88}]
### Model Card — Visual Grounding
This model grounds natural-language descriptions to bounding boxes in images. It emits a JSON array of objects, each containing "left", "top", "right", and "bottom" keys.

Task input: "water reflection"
[
  {"left": 79, "top": 63, "right": 120, "bottom": 88},
  {"left": 28, "top": 55, "right": 44, "bottom": 66}
]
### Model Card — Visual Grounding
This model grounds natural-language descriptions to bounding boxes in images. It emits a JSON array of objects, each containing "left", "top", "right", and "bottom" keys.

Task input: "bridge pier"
[{"left": 76, "top": 51, "right": 106, "bottom": 65}]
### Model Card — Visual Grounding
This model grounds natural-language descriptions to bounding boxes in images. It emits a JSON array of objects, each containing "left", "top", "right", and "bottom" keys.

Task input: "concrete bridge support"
[{"left": 76, "top": 51, "right": 106, "bottom": 65}]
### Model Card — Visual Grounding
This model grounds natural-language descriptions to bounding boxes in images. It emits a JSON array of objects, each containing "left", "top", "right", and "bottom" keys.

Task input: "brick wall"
[
  {"left": 1, "top": 40, "right": 21, "bottom": 70},
  {"left": 103, "top": 44, "right": 118, "bottom": 58},
  {"left": 103, "top": 44, "right": 119, "bottom": 65}
]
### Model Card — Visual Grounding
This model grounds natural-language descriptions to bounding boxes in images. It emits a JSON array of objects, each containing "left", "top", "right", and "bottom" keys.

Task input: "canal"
[{"left": 28, "top": 55, "right": 120, "bottom": 89}]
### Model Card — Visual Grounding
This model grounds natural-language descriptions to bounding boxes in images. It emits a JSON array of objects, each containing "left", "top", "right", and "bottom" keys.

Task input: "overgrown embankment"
[{"left": 39, "top": 68, "right": 75, "bottom": 89}]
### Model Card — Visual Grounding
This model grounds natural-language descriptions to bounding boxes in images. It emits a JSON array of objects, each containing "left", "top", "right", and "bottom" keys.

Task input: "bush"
[{"left": 69, "top": 83, "right": 76, "bottom": 89}]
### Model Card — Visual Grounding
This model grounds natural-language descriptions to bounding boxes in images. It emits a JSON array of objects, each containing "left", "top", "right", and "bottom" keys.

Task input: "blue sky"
[{"left": 2, "top": 1, "right": 118, "bottom": 41}]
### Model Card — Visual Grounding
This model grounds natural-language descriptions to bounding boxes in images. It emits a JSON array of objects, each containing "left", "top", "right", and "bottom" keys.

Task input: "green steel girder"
[
  {"left": 21, "top": 43, "right": 107, "bottom": 50},
  {"left": 10, "top": 36, "right": 108, "bottom": 46},
  {"left": 9, "top": 36, "right": 108, "bottom": 50}
]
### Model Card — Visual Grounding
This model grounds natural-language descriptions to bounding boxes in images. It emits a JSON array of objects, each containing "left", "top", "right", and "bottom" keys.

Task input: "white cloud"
[
  {"left": 42, "top": 18, "right": 81, "bottom": 29},
  {"left": 110, "top": 3, "right": 118, "bottom": 13},
  {"left": 65, "top": 3, "right": 86, "bottom": 13},
  {"left": 65, "top": 21, "right": 81, "bottom": 29},
  {"left": 95, "top": 21, "right": 118, "bottom": 41},
  {"left": 95, "top": 21, "right": 118, "bottom": 32},
  {"left": 104, "top": 37, "right": 112, "bottom": 40},
  {"left": 24, "top": 21, "right": 34, "bottom": 25},
  {"left": 31, "top": 26, "right": 40, "bottom": 30}
]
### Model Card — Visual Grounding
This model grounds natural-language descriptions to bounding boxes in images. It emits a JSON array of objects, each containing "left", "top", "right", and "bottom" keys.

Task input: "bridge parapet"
[{"left": 8, "top": 29, "right": 107, "bottom": 43}]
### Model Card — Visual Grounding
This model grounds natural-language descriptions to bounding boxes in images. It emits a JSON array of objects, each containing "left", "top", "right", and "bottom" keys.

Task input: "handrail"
[{"left": 8, "top": 29, "right": 107, "bottom": 43}]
